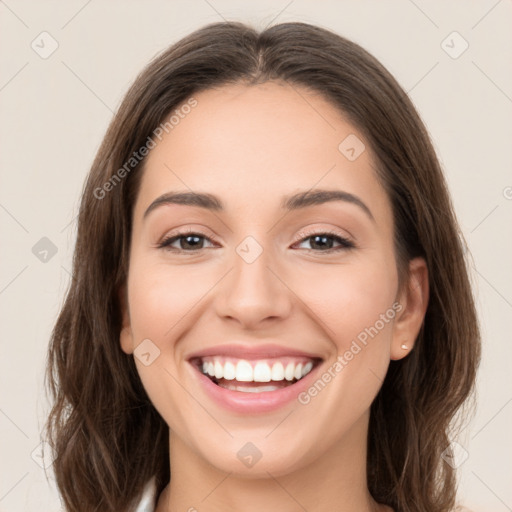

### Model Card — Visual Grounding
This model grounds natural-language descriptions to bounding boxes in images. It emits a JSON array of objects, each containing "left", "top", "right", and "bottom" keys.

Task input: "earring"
[{"left": 401, "top": 343, "right": 408, "bottom": 350}]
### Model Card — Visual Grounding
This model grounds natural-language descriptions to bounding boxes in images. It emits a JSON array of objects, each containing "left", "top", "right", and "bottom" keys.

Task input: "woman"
[{"left": 46, "top": 21, "right": 481, "bottom": 512}]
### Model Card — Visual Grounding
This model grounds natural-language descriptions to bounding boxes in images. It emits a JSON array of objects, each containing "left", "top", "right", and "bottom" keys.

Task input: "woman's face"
[{"left": 120, "top": 81, "right": 427, "bottom": 477}]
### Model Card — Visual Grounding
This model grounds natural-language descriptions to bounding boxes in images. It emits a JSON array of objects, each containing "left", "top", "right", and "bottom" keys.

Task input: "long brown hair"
[{"left": 45, "top": 21, "right": 481, "bottom": 511}]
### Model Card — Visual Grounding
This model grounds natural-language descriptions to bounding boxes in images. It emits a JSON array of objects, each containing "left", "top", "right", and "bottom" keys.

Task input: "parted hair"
[{"left": 46, "top": 21, "right": 481, "bottom": 512}]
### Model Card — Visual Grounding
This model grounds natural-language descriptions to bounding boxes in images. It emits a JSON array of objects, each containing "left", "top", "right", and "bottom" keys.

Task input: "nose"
[{"left": 214, "top": 246, "right": 293, "bottom": 329}]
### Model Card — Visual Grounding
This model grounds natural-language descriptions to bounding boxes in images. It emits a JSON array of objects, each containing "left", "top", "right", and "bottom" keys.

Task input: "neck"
[{"left": 156, "top": 411, "right": 390, "bottom": 512}]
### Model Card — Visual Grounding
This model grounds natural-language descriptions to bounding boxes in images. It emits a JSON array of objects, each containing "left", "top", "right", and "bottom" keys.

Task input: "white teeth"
[
  {"left": 302, "top": 361, "right": 313, "bottom": 376},
  {"left": 271, "top": 362, "right": 284, "bottom": 381},
  {"left": 214, "top": 360, "right": 223, "bottom": 379},
  {"left": 219, "top": 383, "right": 283, "bottom": 393},
  {"left": 223, "top": 361, "right": 236, "bottom": 380},
  {"left": 284, "top": 362, "right": 295, "bottom": 381},
  {"left": 199, "top": 357, "right": 316, "bottom": 383},
  {"left": 235, "top": 360, "right": 253, "bottom": 382},
  {"left": 253, "top": 362, "right": 272, "bottom": 382}
]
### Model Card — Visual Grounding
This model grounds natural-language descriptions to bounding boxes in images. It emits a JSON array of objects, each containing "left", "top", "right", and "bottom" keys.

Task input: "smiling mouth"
[{"left": 190, "top": 355, "right": 323, "bottom": 393}]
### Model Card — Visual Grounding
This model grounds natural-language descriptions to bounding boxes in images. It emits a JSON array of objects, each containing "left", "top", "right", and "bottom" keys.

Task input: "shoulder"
[{"left": 134, "top": 477, "right": 158, "bottom": 512}]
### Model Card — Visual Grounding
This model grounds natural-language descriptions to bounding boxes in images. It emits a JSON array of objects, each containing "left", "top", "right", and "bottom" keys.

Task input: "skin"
[{"left": 119, "top": 81, "right": 429, "bottom": 512}]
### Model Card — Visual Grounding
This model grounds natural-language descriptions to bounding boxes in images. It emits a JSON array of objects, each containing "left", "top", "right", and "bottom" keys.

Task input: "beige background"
[{"left": 1, "top": 1, "right": 511, "bottom": 510}]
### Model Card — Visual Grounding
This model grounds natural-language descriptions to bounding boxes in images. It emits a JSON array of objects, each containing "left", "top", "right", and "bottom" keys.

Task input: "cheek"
[
  {"left": 125, "top": 260, "right": 199, "bottom": 426},
  {"left": 291, "top": 257, "right": 398, "bottom": 348},
  {"left": 127, "top": 259, "right": 214, "bottom": 339},
  {"left": 291, "top": 262, "right": 397, "bottom": 440},
  {"left": 125, "top": 257, "right": 226, "bottom": 418}
]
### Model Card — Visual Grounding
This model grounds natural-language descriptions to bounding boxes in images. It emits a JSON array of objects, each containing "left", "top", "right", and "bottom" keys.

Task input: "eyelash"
[{"left": 157, "top": 228, "right": 355, "bottom": 254}]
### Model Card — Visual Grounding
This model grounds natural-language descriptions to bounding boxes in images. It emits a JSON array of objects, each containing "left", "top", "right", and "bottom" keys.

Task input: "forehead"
[{"left": 135, "top": 81, "right": 392, "bottom": 227}]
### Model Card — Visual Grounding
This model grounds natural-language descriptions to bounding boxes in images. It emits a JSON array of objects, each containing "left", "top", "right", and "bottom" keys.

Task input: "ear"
[
  {"left": 390, "top": 257, "right": 429, "bottom": 360},
  {"left": 118, "top": 283, "right": 134, "bottom": 354}
]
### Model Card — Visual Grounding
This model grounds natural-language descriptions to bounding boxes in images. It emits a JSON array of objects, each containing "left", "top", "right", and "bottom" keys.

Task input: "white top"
[{"left": 134, "top": 478, "right": 158, "bottom": 512}]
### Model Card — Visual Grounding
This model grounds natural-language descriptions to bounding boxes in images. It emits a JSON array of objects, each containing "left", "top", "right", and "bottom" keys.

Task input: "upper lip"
[{"left": 186, "top": 343, "right": 324, "bottom": 361}]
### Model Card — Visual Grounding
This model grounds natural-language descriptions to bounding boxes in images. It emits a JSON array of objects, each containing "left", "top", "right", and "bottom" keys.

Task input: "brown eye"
[
  {"left": 158, "top": 232, "right": 217, "bottom": 252},
  {"left": 293, "top": 232, "right": 355, "bottom": 252}
]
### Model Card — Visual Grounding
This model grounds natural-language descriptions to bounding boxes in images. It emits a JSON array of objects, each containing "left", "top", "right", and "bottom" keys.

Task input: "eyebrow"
[{"left": 143, "top": 189, "right": 375, "bottom": 222}]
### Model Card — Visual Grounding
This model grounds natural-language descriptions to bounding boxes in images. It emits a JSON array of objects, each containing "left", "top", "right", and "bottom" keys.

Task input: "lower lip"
[{"left": 189, "top": 361, "right": 322, "bottom": 414}]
